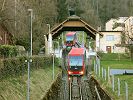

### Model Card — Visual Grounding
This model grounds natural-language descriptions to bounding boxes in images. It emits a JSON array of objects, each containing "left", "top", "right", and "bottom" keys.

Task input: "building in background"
[
  {"left": 105, "top": 18, "right": 117, "bottom": 31},
  {"left": 99, "top": 31, "right": 126, "bottom": 53},
  {"left": 101, "top": 16, "right": 133, "bottom": 53},
  {"left": 124, "top": 16, "right": 133, "bottom": 44},
  {"left": 105, "top": 17, "right": 128, "bottom": 31}
]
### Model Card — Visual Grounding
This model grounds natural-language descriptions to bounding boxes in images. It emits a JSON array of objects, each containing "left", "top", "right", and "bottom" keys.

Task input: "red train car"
[
  {"left": 65, "top": 32, "right": 77, "bottom": 47},
  {"left": 67, "top": 48, "right": 87, "bottom": 76}
]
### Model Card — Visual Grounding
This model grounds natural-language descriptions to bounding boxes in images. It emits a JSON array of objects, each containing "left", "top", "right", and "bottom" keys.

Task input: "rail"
[
  {"left": 69, "top": 77, "right": 83, "bottom": 100},
  {"left": 95, "top": 85, "right": 101, "bottom": 100}
]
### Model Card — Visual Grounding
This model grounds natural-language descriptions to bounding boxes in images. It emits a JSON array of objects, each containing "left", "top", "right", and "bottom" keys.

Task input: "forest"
[{"left": 0, "top": 0, "right": 133, "bottom": 54}]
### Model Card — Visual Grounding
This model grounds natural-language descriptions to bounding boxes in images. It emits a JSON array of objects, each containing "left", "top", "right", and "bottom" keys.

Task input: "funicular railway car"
[
  {"left": 67, "top": 48, "right": 88, "bottom": 76},
  {"left": 65, "top": 32, "right": 77, "bottom": 47}
]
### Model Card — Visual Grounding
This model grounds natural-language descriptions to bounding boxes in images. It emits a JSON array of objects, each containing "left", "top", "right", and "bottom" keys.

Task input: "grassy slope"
[
  {"left": 98, "top": 53, "right": 133, "bottom": 100},
  {"left": 101, "top": 60, "right": 133, "bottom": 69},
  {"left": 114, "top": 75, "right": 133, "bottom": 100},
  {"left": 0, "top": 67, "right": 61, "bottom": 100}
]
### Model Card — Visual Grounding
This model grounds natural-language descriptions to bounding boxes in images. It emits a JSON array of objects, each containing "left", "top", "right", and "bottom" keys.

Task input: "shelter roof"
[{"left": 49, "top": 15, "right": 103, "bottom": 40}]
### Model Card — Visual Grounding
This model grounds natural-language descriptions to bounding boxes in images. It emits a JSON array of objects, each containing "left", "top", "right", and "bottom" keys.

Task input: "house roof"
[
  {"left": 48, "top": 15, "right": 103, "bottom": 40},
  {"left": 69, "top": 48, "right": 85, "bottom": 56}
]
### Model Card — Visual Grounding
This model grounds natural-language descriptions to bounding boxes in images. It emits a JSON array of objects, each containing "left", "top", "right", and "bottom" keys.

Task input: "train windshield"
[
  {"left": 66, "top": 35, "right": 74, "bottom": 41},
  {"left": 69, "top": 56, "right": 82, "bottom": 66}
]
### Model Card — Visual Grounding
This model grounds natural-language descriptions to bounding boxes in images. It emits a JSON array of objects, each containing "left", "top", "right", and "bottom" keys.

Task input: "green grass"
[
  {"left": 100, "top": 53, "right": 131, "bottom": 61},
  {"left": 93, "top": 74, "right": 118, "bottom": 100},
  {"left": 101, "top": 60, "right": 133, "bottom": 69},
  {"left": 94, "top": 70, "right": 133, "bottom": 100},
  {"left": 114, "top": 75, "right": 133, "bottom": 100},
  {"left": 0, "top": 66, "right": 61, "bottom": 100},
  {"left": 94, "top": 53, "right": 133, "bottom": 100}
]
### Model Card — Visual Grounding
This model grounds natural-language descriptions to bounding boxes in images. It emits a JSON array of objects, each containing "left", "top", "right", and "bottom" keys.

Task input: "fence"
[{"left": 94, "top": 55, "right": 129, "bottom": 100}]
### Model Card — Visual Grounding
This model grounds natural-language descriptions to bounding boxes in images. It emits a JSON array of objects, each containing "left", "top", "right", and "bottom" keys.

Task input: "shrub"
[
  {"left": 97, "top": 50, "right": 104, "bottom": 58},
  {"left": 0, "top": 56, "right": 59, "bottom": 79},
  {"left": 0, "top": 45, "right": 18, "bottom": 58}
]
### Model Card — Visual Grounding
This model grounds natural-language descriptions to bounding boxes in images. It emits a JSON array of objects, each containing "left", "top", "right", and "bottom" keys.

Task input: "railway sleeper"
[{"left": 72, "top": 84, "right": 79, "bottom": 87}]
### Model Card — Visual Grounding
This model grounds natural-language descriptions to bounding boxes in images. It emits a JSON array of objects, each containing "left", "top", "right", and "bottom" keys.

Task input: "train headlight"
[
  {"left": 68, "top": 71, "right": 72, "bottom": 74},
  {"left": 79, "top": 71, "right": 84, "bottom": 75}
]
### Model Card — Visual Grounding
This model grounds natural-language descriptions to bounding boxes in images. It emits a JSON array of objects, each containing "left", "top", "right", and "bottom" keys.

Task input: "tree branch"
[{"left": 1, "top": 0, "right": 6, "bottom": 12}]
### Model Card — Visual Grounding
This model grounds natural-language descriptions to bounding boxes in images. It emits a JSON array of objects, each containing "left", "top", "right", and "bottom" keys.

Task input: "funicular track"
[
  {"left": 61, "top": 49, "right": 84, "bottom": 100},
  {"left": 69, "top": 77, "right": 83, "bottom": 100},
  {"left": 60, "top": 32, "right": 92, "bottom": 100},
  {"left": 61, "top": 49, "right": 92, "bottom": 100},
  {"left": 69, "top": 76, "right": 92, "bottom": 100}
]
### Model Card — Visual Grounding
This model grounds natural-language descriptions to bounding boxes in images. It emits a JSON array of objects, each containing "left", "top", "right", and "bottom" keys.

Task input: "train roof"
[
  {"left": 69, "top": 48, "right": 85, "bottom": 56},
  {"left": 66, "top": 32, "right": 76, "bottom": 36}
]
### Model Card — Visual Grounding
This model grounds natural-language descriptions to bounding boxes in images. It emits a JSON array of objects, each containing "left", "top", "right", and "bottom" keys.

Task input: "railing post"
[
  {"left": 112, "top": 75, "right": 115, "bottom": 92},
  {"left": 102, "top": 67, "right": 103, "bottom": 78},
  {"left": 118, "top": 78, "right": 120, "bottom": 96},
  {"left": 125, "top": 82, "right": 128, "bottom": 100},
  {"left": 108, "top": 66, "right": 110, "bottom": 82},
  {"left": 104, "top": 69, "right": 106, "bottom": 81},
  {"left": 98, "top": 58, "right": 100, "bottom": 77},
  {"left": 94, "top": 60, "right": 95, "bottom": 73},
  {"left": 96, "top": 64, "right": 98, "bottom": 75}
]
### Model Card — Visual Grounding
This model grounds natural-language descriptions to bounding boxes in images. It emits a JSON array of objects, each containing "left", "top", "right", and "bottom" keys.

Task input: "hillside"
[
  {"left": 0, "top": 67, "right": 61, "bottom": 100},
  {"left": 0, "top": 0, "right": 133, "bottom": 54}
]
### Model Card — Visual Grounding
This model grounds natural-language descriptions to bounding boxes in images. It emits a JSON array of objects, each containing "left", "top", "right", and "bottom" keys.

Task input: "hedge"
[
  {"left": 0, "top": 55, "right": 59, "bottom": 79},
  {"left": 0, "top": 45, "right": 18, "bottom": 58}
]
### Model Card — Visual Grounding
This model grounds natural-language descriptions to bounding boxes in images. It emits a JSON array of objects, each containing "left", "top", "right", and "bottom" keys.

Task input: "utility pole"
[
  {"left": 44, "top": 35, "right": 48, "bottom": 55},
  {"left": 15, "top": 0, "right": 17, "bottom": 36},
  {"left": 27, "top": 9, "right": 33, "bottom": 100},
  {"left": 29, "top": 9, "right": 33, "bottom": 57},
  {"left": 97, "top": 0, "right": 99, "bottom": 15},
  {"left": 47, "top": 24, "right": 52, "bottom": 54}
]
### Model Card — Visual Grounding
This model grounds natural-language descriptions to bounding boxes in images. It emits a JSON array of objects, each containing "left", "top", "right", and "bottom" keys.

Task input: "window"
[
  {"left": 69, "top": 56, "right": 82, "bottom": 66},
  {"left": 106, "top": 35, "right": 114, "bottom": 41},
  {"left": 66, "top": 36, "right": 74, "bottom": 41}
]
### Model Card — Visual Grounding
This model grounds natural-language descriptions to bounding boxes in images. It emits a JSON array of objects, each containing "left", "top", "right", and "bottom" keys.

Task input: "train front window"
[
  {"left": 66, "top": 35, "right": 74, "bottom": 41},
  {"left": 69, "top": 56, "right": 82, "bottom": 66}
]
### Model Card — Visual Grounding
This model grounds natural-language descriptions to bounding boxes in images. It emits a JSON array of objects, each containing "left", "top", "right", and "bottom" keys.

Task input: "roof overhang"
[{"left": 49, "top": 15, "right": 103, "bottom": 40}]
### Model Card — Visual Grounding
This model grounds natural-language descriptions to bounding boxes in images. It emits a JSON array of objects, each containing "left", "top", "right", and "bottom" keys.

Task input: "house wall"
[
  {"left": 124, "top": 16, "right": 133, "bottom": 44},
  {"left": 113, "top": 26, "right": 123, "bottom": 31},
  {"left": 100, "top": 31, "right": 125, "bottom": 53},
  {"left": 105, "top": 19, "right": 117, "bottom": 31},
  {"left": 106, "top": 17, "right": 128, "bottom": 31},
  {"left": 124, "top": 16, "right": 133, "bottom": 33}
]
